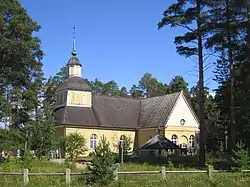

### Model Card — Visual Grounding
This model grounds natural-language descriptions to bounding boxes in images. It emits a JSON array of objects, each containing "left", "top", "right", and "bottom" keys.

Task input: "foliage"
[
  {"left": 43, "top": 66, "right": 67, "bottom": 106},
  {"left": 0, "top": 0, "right": 44, "bottom": 130},
  {"left": 87, "top": 135, "right": 116, "bottom": 186},
  {"left": 21, "top": 150, "right": 34, "bottom": 170},
  {"left": 158, "top": 0, "right": 210, "bottom": 166},
  {"left": 231, "top": 141, "right": 250, "bottom": 171},
  {"left": 0, "top": 129, "right": 24, "bottom": 152},
  {"left": 169, "top": 76, "right": 188, "bottom": 93},
  {"left": 166, "top": 159, "right": 175, "bottom": 171},
  {"left": 120, "top": 135, "right": 133, "bottom": 156},
  {"left": 65, "top": 132, "right": 87, "bottom": 161},
  {"left": 29, "top": 102, "right": 55, "bottom": 159}
]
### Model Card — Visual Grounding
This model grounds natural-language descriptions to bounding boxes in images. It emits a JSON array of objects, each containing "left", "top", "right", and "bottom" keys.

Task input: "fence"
[{"left": 0, "top": 167, "right": 250, "bottom": 186}]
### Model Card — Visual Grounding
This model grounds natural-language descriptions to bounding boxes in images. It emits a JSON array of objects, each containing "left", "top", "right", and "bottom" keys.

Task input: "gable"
[{"left": 166, "top": 93, "right": 199, "bottom": 128}]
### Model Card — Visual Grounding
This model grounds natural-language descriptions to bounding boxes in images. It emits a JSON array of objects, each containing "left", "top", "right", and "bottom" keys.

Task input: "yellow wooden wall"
[
  {"left": 165, "top": 126, "right": 198, "bottom": 146},
  {"left": 137, "top": 127, "right": 165, "bottom": 148},
  {"left": 67, "top": 90, "right": 92, "bottom": 106},
  {"left": 65, "top": 127, "right": 135, "bottom": 156},
  {"left": 69, "top": 65, "right": 81, "bottom": 77}
]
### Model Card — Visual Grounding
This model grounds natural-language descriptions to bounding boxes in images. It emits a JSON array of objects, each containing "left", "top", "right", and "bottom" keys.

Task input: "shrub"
[
  {"left": 21, "top": 150, "right": 34, "bottom": 170},
  {"left": 65, "top": 132, "right": 87, "bottom": 161},
  {"left": 166, "top": 159, "right": 175, "bottom": 170},
  {"left": 87, "top": 135, "right": 117, "bottom": 186},
  {"left": 120, "top": 135, "right": 133, "bottom": 156}
]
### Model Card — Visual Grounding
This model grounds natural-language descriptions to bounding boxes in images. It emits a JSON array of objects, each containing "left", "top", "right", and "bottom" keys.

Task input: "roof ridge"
[
  {"left": 93, "top": 91, "right": 182, "bottom": 101},
  {"left": 141, "top": 91, "right": 182, "bottom": 101}
]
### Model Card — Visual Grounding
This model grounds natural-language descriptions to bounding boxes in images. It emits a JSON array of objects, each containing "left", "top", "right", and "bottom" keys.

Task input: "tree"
[
  {"left": 129, "top": 85, "right": 144, "bottom": 99},
  {"left": 102, "top": 80, "right": 120, "bottom": 96},
  {"left": 205, "top": 0, "right": 242, "bottom": 152},
  {"left": 169, "top": 75, "right": 189, "bottom": 93},
  {"left": 0, "top": 129, "right": 24, "bottom": 155},
  {"left": 87, "top": 135, "right": 116, "bottom": 185},
  {"left": 138, "top": 73, "right": 169, "bottom": 98},
  {"left": 29, "top": 102, "right": 55, "bottom": 159},
  {"left": 0, "top": 0, "right": 46, "bottom": 136},
  {"left": 65, "top": 132, "right": 87, "bottom": 161},
  {"left": 0, "top": 0, "right": 43, "bottom": 90},
  {"left": 120, "top": 87, "right": 128, "bottom": 97},
  {"left": 231, "top": 141, "right": 250, "bottom": 171},
  {"left": 90, "top": 78, "right": 103, "bottom": 95},
  {"left": 139, "top": 73, "right": 159, "bottom": 97},
  {"left": 158, "top": 0, "right": 209, "bottom": 166},
  {"left": 190, "top": 84, "right": 220, "bottom": 153},
  {"left": 43, "top": 66, "right": 67, "bottom": 106}
]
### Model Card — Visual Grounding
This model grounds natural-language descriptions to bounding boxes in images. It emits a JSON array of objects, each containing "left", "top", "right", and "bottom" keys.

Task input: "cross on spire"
[{"left": 72, "top": 27, "right": 77, "bottom": 56}]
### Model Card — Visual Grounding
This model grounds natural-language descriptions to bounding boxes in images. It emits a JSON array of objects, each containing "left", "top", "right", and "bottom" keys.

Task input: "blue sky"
[{"left": 20, "top": 0, "right": 217, "bottom": 92}]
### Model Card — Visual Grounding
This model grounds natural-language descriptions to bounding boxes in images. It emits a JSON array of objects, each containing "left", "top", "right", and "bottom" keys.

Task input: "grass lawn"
[{"left": 0, "top": 159, "right": 250, "bottom": 187}]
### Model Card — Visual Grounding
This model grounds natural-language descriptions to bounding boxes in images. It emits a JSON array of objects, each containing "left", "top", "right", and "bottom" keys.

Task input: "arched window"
[
  {"left": 189, "top": 135, "right": 195, "bottom": 148},
  {"left": 171, "top": 134, "right": 178, "bottom": 145},
  {"left": 90, "top": 134, "right": 97, "bottom": 150}
]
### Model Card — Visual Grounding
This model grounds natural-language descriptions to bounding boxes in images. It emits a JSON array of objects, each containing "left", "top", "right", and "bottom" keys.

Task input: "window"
[
  {"left": 171, "top": 134, "right": 178, "bottom": 145},
  {"left": 90, "top": 134, "right": 97, "bottom": 150},
  {"left": 180, "top": 119, "right": 186, "bottom": 126},
  {"left": 189, "top": 135, "right": 195, "bottom": 148}
]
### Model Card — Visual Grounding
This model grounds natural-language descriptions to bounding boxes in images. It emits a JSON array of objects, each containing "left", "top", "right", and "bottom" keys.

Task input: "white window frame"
[
  {"left": 189, "top": 135, "right": 195, "bottom": 148},
  {"left": 171, "top": 134, "right": 178, "bottom": 145},
  {"left": 90, "top": 134, "right": 97, "bottom": 150}
]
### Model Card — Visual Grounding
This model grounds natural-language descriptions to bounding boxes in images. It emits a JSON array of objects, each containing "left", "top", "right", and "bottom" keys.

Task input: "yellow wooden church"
[{"left": 54, "top": 38, "right": 200, "bottom": 156}]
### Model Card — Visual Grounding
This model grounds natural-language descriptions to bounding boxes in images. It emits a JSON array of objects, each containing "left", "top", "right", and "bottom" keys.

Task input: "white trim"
[{"left": 67, "top": 103, "right": 92, "bottom": 107}]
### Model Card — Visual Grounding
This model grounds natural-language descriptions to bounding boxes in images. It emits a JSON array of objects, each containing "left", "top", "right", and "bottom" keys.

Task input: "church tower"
[{"left": 54, "top": 28, "right": 92, "bottom": 109}]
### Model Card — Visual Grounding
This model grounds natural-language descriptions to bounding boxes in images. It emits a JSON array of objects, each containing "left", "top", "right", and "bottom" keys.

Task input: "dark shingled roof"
[
  {"left": 54, "top": 106, "right": 99, "bottom": 126},
  {"left": 67, "top": 56, "right": 81, "bottom": 66},
  {"left": 56, "top": 77, "right": 92, "bottom": 92},
  {"left": 139, "top": 134, "right": 180, "bottom": 150},
  {"left": 92, "top": 95, "right": 140, "bottom": 129},
  {"left": 54, "top": 92, "right": 182, "bottom": 129},
  {"left": 139, "top": 92, "right": 180, "bottom": 128}
]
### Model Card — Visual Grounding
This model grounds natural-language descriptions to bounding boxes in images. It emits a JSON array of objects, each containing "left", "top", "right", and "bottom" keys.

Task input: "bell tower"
[
  {"left": 67, "top": 27, "right": 82, "bottom": 77},
  {"left": 54, "top": 27, "right": 92, "bottom": 109}
]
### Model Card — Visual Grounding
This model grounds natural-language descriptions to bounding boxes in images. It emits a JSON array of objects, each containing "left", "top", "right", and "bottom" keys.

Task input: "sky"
[{"left": 20, "top": 0, "right": 217, "bottom": 92}]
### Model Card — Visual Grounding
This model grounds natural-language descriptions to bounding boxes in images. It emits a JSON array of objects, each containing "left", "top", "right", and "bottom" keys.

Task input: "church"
[{"left": 54, "top": 37, "right": 200, "bottom": 156}]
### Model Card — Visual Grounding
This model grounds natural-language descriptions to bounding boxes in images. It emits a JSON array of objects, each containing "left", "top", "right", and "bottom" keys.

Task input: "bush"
[
  {"left": 65, "top": 132, "right": 87, "bottom": 161},
  {"left": 21, "top": 150, "right": 34, "bottom": 170},
  {"left": 87, "top": 135, "right": 117, "bottom": 186},
  {"left": 120, "top": 135, "right": 133, "bottom": 156}
]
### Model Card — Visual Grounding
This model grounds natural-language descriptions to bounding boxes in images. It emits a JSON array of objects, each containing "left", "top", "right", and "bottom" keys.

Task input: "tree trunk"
[
  {"left": 226, "top": 0, "right": 236, "bottom": 152},
  {"left": 197, "top": 0, "right": 205, "bottom": 166}
]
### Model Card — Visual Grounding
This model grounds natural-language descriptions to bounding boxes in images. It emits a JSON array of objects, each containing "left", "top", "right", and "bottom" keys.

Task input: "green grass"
[{"left": 0, "top": 159, "right": 250, "bottom": 187}]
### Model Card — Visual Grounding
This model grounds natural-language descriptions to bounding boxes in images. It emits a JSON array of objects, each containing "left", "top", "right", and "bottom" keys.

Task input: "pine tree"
[
  {"left": 158, "top": 0, "right": 209, "bottom": 166},
  {"left": 120, "top": 87, "right": 128, "bottom": 97},
  {"left": 231, "top": 141, "right": 250, "bottom": 170},
  {"left": 169, "top": 75, "right": 189, "bottom": 93},
  {"left": 87, "top": 135, "right": 117, "bottom": 185}
]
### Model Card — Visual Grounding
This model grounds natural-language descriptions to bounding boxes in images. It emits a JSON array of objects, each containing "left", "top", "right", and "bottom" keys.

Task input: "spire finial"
[{"left": 72, "top": 27, "right": 77, "bottom": 56}]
